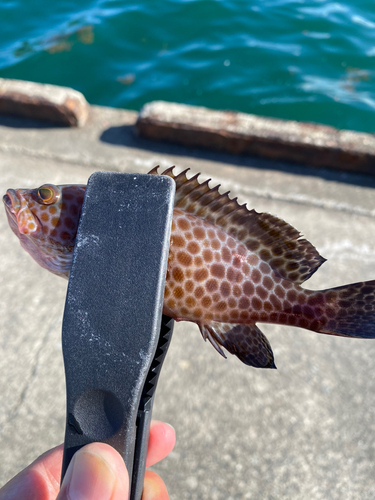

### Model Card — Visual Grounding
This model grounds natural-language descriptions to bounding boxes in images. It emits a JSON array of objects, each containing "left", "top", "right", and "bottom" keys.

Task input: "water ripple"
[{"left": 0, "top": 0, "right": 374, "bottom": 132}]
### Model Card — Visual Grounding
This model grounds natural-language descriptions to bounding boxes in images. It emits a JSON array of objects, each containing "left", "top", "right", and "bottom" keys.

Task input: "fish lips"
[
  {"left": 3, "top": 192, "right": 20, "bottom": 236},
  {"left": 3, "top": 190, "right": 19, "bottom": 223},
  {"left": 4, "top": 188, "right": 24, "bottom": 213},
  {"left": 3, "top": 190, "right": 16, "bottom": 213},
  {"left": 3, "top": 189, "right": 41, "bottom": 235}
]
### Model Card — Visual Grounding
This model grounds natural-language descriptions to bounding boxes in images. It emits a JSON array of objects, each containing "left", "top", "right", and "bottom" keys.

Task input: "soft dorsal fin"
[
  {"left": 199, "top": 322, "right": 276, "bottom": 369},
  {"left": 148, "top": 166, "right": 326, "bottom": 283}
]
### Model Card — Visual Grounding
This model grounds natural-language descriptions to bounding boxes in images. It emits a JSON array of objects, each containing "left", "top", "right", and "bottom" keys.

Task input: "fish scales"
[{"left": 3, "top": 167, "right": 375, "bottom": 369}]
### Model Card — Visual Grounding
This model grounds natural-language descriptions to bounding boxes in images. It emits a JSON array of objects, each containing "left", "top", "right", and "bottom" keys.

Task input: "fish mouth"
[
  {"left": 3, "top": 193, "right": 11, "bottom": 210},
  {"left": 3, "top": 189, "right": 20, "bottom": 216},
  {"left": 3, "top": 189, "right": 41, "bottom": 235},
  {"left": 3, "top": 191, "right": 20, "bottom": 235}
]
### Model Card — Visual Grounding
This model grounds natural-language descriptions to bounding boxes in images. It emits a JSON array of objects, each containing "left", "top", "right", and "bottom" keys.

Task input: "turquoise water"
[{"left": 0, "top": 0, "right": 374, "bottom": 132}]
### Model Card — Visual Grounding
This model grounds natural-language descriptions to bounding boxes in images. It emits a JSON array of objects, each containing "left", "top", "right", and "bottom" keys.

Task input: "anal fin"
[{"left": 199, "top": 322, "right": 276, "bottom": 369}]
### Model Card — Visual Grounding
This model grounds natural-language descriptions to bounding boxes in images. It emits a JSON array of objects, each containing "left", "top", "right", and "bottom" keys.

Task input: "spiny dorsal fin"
[{"left": 148, "top": 166, "right": 326, "bottom": 283}]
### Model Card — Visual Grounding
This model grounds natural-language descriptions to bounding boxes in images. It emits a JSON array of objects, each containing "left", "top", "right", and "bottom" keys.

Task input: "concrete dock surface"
[{"left": 0, "top": 105, "right": 375, "bottom": 499}]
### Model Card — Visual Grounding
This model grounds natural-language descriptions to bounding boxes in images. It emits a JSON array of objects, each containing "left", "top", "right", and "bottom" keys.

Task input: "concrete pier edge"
[
  {"left": 0, "top": 78, "right": 374, "bottom": 176},
  {"left": 0, "top": 78, "right": 89, "bottom": 127}
]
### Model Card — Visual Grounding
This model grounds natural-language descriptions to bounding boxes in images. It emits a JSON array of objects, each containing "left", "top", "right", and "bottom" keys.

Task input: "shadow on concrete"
[
  {"left": 100, "top": 124, "right": 134, "bottom": 146},
  {"left": 100, "top": 125, "right": 375, "bottom": 191},
  {"left": 0, "top": 115, "right": 63, "bottom": 129}
]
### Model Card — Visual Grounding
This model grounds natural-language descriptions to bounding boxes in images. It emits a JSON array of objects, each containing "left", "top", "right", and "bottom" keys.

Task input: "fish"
[{"left": 3, "top": 166, "right": 375, "bottom": 369}]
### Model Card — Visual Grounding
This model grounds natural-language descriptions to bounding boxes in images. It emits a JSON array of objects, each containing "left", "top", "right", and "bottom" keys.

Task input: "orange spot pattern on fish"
[{"left": 164, "top": 208, "right": 321, "bottom": 331}]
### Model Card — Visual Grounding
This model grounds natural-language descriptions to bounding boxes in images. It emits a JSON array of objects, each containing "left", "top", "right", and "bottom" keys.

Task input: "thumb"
[{"left": 57, "top": 443, "right": 129, "bottom": 500}]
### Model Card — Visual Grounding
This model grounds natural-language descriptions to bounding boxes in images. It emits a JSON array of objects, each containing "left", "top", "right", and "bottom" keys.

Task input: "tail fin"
[{"left": 318, "top": 280, "right": 375, "bottom": 338}]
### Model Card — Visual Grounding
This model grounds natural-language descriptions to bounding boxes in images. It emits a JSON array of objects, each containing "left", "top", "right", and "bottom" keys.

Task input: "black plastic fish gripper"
[{"left": 60, "top": 171, "right": 175, "bottom": 500}]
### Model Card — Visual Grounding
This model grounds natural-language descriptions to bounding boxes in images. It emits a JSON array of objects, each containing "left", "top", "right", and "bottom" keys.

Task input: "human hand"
[{"left": 0, "top": 420, "right": 175, "bottom": 500}]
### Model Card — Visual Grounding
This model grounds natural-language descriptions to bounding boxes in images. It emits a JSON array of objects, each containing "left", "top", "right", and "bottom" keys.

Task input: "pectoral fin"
[{"left": 199, "top": 322, "right": 276, "bottom": 369}]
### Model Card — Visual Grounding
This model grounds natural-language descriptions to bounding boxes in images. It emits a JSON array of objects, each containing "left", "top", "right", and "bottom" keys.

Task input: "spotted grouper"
[{"left": 3, "top": 167, "right": 375, "bottom": 368}]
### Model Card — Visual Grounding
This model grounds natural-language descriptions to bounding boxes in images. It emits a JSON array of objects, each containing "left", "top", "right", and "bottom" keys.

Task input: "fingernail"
[
  {"left": 165, "top": 422, "right": 175, "bottom": 434},
  {"left": 63, "top": 450, "right": 116, "bottom": 500}
]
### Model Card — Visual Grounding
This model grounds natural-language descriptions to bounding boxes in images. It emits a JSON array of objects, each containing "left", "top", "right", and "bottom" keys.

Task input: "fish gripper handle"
[{"left": 60, "top": 171, "right": 175, "bottom": 500}]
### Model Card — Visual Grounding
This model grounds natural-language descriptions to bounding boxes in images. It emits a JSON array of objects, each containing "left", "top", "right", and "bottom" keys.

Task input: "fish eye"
[{"left": 36, "top": 185, "right": 59, "bottom": 205}]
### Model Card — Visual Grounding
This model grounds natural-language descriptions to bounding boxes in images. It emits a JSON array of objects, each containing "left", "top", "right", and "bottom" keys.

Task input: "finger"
[
  {"left": 0, "top": 445, "right": 63, "bottom": 500},
  {"left": 0, "top": 420, "right": 175, "bottom": 500},
  {"left": 147, "top": 421, "right": 176, "bottom": 467},
  {"left": 143, "top": 471, "right": 170, "bottom": 500},
  {"left": 57, "top": 443, "right": 129, "bottom": 500}
]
